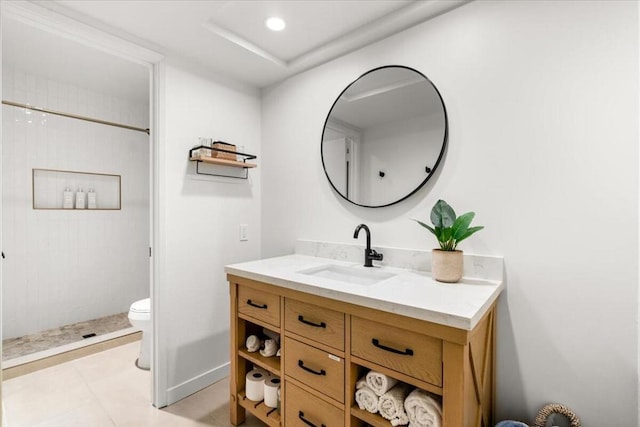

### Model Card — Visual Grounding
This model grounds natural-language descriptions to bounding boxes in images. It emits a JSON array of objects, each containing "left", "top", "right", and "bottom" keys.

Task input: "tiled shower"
[{"left": 1, "top": 66, "right": 150, "bottom": 362}]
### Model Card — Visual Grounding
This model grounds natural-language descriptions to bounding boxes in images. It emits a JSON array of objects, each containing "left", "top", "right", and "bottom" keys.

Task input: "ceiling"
[
  {"left": 2, "top": 16, "right": 150, "bottom": 105},
  {"left": 32, "top": 0, "right": 469, "bottom": 89}
]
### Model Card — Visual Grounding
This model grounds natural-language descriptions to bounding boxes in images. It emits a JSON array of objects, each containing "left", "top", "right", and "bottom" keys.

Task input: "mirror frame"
[{"left": 321, "top": 65, "right": 448, "bottom": 208}]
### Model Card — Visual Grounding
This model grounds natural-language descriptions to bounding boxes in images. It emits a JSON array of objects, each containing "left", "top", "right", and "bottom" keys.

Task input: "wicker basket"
[
  {"left": 211, "top": 141, "right": 237, "bottom": 161},
  {"left": 532, "top": 403, "right": 581, "bottom": 427}
]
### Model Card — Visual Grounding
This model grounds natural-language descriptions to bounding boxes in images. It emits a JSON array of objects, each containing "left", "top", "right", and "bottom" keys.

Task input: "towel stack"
[{"left": 353, "top": 370, "right": 442, "bottom": 427}]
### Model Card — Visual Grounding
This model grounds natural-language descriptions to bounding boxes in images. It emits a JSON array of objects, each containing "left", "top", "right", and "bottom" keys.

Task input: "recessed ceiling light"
[{"left": 265, "top": 16, "right": 286, "bottom": 32}]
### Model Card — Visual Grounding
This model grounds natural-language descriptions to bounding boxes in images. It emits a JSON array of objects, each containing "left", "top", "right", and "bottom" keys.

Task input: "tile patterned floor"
[
  {"left": 3, "top": 313, "right": 132, "bottom": 361},
  {"left": 3, "top": 341, "right": 264, "bottom": 427}
]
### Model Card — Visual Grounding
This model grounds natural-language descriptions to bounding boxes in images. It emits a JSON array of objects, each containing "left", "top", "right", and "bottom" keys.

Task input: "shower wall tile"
[{"left": 2, "top": 66, "right": 150, "bottom": 339}]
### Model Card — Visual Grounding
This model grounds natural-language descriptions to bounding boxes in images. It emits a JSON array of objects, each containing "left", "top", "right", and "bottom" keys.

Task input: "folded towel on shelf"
[
  {"left": 355, "top": 376, "right": 379, "bottom": 414},
  {"left": 245, "top": 335, "right": 261, "bottom": 353},
  {"left": 404, "top": 388, "right": 442, "bottom": 427},
  {"left": 366, "top": 371, "right": 398, "bottom": 396},
  {"left": 260, "top": 339, "right": 278, "bottom": 357},
  {"left": 378, "top": 383, "right": 411, "bottom": 426}
]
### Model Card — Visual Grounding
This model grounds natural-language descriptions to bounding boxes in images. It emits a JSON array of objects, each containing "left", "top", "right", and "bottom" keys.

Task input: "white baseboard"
[{"left": 165, "top": 362, "right": 230, "bottom": 406}]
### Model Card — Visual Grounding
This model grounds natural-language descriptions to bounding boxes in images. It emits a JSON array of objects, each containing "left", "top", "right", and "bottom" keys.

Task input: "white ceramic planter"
[{"left": 432, "top": 249, "right": 463, "bottom": 283}]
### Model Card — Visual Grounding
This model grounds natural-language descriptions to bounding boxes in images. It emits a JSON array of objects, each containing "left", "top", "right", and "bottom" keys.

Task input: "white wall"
[
  {"left": 261, "top": 1, "right": 638, "bottom": 424},
  {"left": 2, "top": 66, "right": 150, "bottom": 339},
  {"left": 158, "top": 61, "right": 261, "bottom": 404}
]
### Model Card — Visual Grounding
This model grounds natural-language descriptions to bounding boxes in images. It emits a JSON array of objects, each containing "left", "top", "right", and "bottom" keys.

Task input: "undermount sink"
[{"left": 299, "top": 264, "right": 395, "bottom": 286}]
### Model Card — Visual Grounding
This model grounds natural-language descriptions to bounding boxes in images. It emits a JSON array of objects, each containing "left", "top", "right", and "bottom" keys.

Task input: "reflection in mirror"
[{"left": 321, "top": 66, "right": 447, "bottom": 207}]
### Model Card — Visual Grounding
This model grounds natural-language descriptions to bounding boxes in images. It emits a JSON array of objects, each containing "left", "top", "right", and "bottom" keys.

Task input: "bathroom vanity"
[{"left": 226, "top": 253, "right": 503, "bottom": 427}]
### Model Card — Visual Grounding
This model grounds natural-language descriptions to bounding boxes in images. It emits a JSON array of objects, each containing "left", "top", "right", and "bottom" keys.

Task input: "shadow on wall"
[
  {"left": 181, "top": 161, "right": 256, "bottom": 199},
  {"left": 168, "top": 329, "right": 231, "bottom": 405},
  {"left": 495, "top": 266, "right": 591, "bottom": 427},
  {"left": 495, "top": 267, "right": 527, "bottom": 422}
]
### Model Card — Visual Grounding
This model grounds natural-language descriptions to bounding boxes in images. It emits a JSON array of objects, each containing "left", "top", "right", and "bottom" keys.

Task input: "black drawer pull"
[
  {"left": 298, "top": 411, "right": 326, "bottom": 427},
  {"left": 246, "top": 299, "right": 267, "bottom": 309},
  {"left": 298, "top": 360, "right": 326, "bottom": 376},
  {"left": 371, "top": 338, "right": 414, "bottom": 356},
  {"left": 298, "top": 315, "right": 326, "bottom": 328}
]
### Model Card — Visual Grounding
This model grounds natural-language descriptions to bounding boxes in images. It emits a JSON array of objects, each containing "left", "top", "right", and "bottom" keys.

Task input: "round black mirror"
[{"left": 321, "top": 65, "right": 448, "bottom": 207}]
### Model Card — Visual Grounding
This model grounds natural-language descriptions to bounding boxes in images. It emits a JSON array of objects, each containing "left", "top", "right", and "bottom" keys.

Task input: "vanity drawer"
[
  {"left": 284, "top": 336, "right": 345, "bottom": 403},
  {"left": 285, "top": 382, "right": 344, "bottom": 427},
  {"left": 237, "top": 285, "right": 280, "bottom": 328},
  {"left": 351, "top": 316, "right": 443, "bottom": 387},
  {"left": 285, "top": 298, "right": 345, "bottom": 351}
]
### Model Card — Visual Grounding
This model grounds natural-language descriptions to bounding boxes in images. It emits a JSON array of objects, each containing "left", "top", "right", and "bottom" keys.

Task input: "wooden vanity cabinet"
[{"left": 229, "top": 275, "right": 496, "bottom": 427}]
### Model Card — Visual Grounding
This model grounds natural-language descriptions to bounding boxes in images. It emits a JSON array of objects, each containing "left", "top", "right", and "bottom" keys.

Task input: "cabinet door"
[
  {"left": 351, "top": 316, "right": 443, "bottom": 387},
  {"left": 285, "top": 298, "right": 345, "bottom": 351}
]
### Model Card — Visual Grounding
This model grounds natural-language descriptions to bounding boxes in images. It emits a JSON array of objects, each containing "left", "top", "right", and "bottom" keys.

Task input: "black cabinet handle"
[
  {"left": 298, "top": 411, "right": 326, "bottom": 427},
  {"left": 297, "top": 315, "right": 326, "bottom": 328},
  {"left": 371, "top": 338, "right": 414, "bottom": 356},
  {"left": 246, "top": 299, "right": 267, "bottom": 309},
  {"left": 298, "top": 360, "right": 326, "bottom": 376}
]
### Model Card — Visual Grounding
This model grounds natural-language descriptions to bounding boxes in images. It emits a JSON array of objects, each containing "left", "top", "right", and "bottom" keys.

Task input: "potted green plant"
[{"left": 414, "top": 199, "right": 484, "bottom": 283}]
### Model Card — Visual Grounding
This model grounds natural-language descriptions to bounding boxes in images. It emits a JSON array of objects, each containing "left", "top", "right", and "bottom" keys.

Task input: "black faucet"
[{"left": 353, "top": 224, "right": 383, "bottom": 267}]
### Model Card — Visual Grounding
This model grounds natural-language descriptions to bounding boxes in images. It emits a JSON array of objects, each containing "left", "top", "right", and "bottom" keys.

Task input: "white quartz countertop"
[{"left": 225, "top": 254, "right": 504, "bottom": 330}]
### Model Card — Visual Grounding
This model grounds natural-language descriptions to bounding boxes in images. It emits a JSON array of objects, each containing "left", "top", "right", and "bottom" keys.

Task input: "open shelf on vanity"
[
  {"left": 237, "top": 390, "right": 281, "bottom": 427},
  {"left": 350, "top": 405, "right": 389, "bottom": 427},
  {"left": 236, "top": 316, "right": 281, "bottom": 376},
  {"left": 233, "top": 313, "right": 282, "bottom": 426},
  {"left": 238, "top": 313, "right": 280, "bottom": 332},
  {"left": 238, "top": 348, "right": 281, "bottom": 377},
  {"left": 348, "top": 361, "right": 443, "bottom": 427}
]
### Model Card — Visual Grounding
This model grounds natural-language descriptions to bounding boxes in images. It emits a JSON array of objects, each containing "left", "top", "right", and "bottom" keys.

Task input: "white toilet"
[{"left": 128, "top": 298, "right": 151, "bottom": 370}]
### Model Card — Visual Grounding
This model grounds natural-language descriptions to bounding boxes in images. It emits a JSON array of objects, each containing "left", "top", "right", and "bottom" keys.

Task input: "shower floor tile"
[{"left": 2, "top": 312, "right": 132, "bottom": 361}]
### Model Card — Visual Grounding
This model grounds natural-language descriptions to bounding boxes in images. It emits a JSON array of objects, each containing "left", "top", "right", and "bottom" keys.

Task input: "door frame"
[
  {"left": 1, "top": 0, "right": 166, "bottom": 408},
  {"left": 325, "top": 119, "right": 361, "bottom": 203}
]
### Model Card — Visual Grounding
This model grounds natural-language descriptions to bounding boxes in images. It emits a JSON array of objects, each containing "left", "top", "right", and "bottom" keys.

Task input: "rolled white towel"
[
  {"left": 263, "top": 327, "right": 280, "bottom": 343},
  {"left": 404, "top": 388, "right": 442, "bottom": 427},
  {"left": 245, "top": 335, "right": 261, "bottom": 353},
  {"left": 355, "top": 376, "right": 379, "bottom": 414},
  {"left": 366, "top": 371, "right": 398, "bottom": 396},
  {"left": 260, "top": 339, "right": 278, "bottom": 357},
  {"left": 378, "top": 383, "right": 411, "bottom": 426}
]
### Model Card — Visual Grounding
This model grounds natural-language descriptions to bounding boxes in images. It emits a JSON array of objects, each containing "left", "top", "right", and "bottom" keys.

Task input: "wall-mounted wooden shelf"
[
  {"left": 188, "top": 144, "right": 257, "bottom": 179},
  {"left": 189, "top": 156, "right": 256, "bottom": 169}
]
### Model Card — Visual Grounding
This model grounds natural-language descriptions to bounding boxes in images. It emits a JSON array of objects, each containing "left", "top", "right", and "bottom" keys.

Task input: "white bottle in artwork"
[
  {"left": 87, "top": 189, "right": 97, "bottom": 209},
  {"left": 75, "top": 187, "right": 86, "bottom": 209},
  {"left": 63, "top": 187, "right": 74, "bottom": 209}
]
